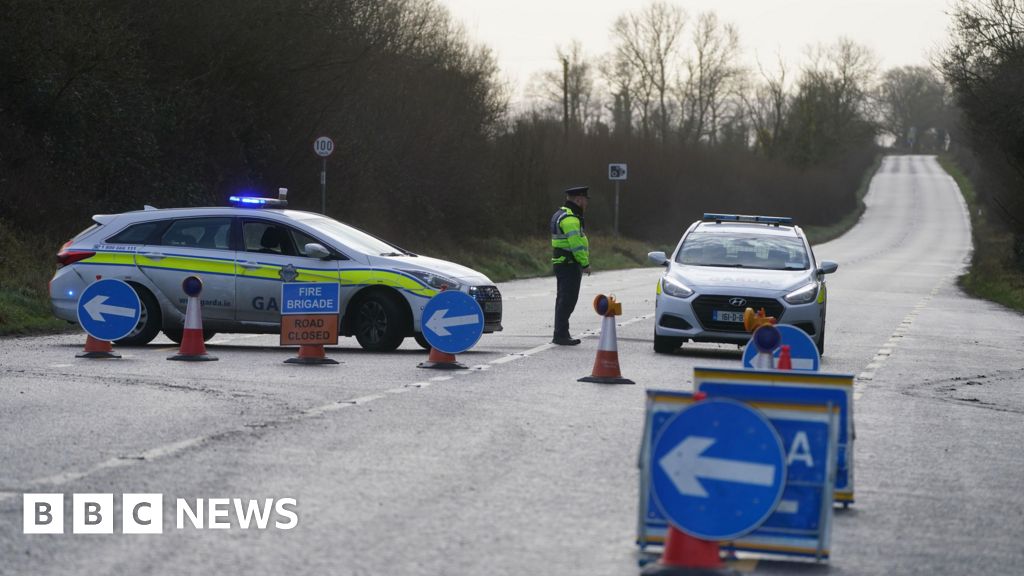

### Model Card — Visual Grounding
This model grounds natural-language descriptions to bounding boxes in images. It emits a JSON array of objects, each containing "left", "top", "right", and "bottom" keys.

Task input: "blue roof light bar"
[
  {"left": 703, "top": 213, "right": 793, "bottom": 225},
  {"left": 229, "top": 195, "right": 287, "bottom": 208}
]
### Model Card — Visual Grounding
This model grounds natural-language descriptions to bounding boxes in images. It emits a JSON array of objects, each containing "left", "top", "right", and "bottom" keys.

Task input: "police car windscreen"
[
  {"left": 301, "top": 216, "right": 408, "bottom": 256},
  {"left": 676, "top": 232, "right": 809, "bottom": 270}
]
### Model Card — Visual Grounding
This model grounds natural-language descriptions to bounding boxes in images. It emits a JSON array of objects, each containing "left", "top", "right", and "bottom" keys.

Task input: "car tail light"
[{"left": 57, "top": 241, "right": 95, "bottom": 268}]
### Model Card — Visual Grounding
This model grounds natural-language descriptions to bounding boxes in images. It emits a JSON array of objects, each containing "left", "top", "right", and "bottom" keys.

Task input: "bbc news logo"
[{"left": 23, "top": 494, "right": 298, "bottom": 534}]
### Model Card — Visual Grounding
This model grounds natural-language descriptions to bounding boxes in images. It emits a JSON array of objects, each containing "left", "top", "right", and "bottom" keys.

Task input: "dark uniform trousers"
[{"left": 553, "top": 263, "right": 583, "bottom": 339}]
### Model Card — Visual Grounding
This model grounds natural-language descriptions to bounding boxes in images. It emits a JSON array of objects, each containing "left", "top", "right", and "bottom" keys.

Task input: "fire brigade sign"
[{"left": 280, "top": 283, "right": 340, "bottom": 346}]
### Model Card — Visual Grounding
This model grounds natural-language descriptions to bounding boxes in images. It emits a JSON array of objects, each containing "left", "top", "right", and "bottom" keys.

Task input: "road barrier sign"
[
  {"left": 639, "top": 386, "right": 841, "bottom": 562},
  {"left": 743, "top": 324, "right": 821, "bottom": 371},
  {"left": 76, "top": 279, "right": 141, "bottom": 342},
  {"left": 651, "top": 399, "right": 786, "bottom": 541},
  {"left": 694, "top": 367, "right": 855, "bottom": 505},
  {"left": 280, "top": 282, "right": 340, "bottom": 364},
  {"left": 421, "top": 291, "right": 483, "bottom": 355}
]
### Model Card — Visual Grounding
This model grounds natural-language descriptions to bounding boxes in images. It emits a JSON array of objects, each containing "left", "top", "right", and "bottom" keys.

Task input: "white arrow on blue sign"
[
  {"left": 651, "top": 399, "right": 786, "bottom": 541},
  {"left": 421, "top": 291, "right": 483, "bottom": 354},
  {"left": 76, "top": 279, "right": 141, "bottom": 342}
]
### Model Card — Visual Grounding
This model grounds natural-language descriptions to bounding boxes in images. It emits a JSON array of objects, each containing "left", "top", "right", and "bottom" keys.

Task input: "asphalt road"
[{"left": 1, "top": 155, "right": 1022, "bottom": 575}]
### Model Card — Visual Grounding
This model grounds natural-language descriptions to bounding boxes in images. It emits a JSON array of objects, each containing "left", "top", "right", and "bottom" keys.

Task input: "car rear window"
[
  {"left": 677, "top": 231, "right": 809, "bottom": 270},
  {"left": 159, "top": 218, "right": 232, "bottom": 250},
  {"left": 107, "top": 221, "right": 166, "bottom": 244}
]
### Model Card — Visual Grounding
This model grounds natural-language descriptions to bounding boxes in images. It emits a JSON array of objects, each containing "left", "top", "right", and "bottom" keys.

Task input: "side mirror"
[
  {"left": 648, "top": 251, "right": 669, "bottom": 267},
  {"left": 305, "top": 243, "right": 331, "bottom": 260},
  {"left": 817, "top": 260, "right": 839, "bottom": 275}
]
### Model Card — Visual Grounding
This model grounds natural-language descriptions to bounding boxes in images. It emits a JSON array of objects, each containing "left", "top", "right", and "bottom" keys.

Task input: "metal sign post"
[
  {"left": 314, "top": 136, "right": 335, "bottom": 214},
  {"left": 608, "top": 163, "right": 627, "bottom": 237}
]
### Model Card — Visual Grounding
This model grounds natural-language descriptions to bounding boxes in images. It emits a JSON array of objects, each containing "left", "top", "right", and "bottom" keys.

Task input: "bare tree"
[
  {"left": 745, "top": 55, "right": 789, "bottom": 156},
  {"left": 678, "top": 12, "right": 742, "bottom": 145},
  {"left": 529, "top": 40, "right": 599, "bottom": 133},
  {"left": 877, "top": 66, "right": 948, "bottom": 150},
  {"left": 610, "top": 1, "right": 686, "bottom": 141}
]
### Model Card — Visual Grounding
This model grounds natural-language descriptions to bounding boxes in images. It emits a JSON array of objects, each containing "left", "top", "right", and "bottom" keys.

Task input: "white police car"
[
  {"left": 50, "top": 192, "right": 502, "bottom": 350},
  {"left": 648, "top": 213, "right": 837, "bottom": 354}
]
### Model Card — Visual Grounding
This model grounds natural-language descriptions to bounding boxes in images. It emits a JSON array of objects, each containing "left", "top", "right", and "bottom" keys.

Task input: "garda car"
[
  {"left": 50, "top": 194, "right": 502, "bottom": 351},
  {"left": 648, "top": 213, "right": 837, "bottom": 354}
]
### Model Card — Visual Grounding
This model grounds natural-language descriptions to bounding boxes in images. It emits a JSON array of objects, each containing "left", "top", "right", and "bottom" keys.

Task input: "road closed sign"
[{"left": 281, "top": 314, "right": 339, "bottom": 346}]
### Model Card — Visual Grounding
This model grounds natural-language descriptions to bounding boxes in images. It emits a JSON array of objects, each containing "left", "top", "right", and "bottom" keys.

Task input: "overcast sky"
[{"left": 440, "top": 0, "right": 954, "bottom": 100}]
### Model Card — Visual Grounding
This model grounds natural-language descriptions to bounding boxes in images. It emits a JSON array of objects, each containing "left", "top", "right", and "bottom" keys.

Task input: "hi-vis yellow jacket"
[{"left": 550, "top": 204, "right": 589, "bottom": 267}]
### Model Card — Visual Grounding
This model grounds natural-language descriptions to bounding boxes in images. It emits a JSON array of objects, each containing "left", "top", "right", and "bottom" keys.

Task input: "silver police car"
[
  {"left": 648, "top": 214, "right": 837, "bottom": 354},
  {"left": 50, "top": 194, "right": 502, "bottom": 351}
]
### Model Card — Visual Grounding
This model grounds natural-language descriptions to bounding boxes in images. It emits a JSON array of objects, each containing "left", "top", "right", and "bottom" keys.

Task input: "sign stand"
[
  {"left": 608, "top": 163, "right": 627, "bottom": 236},
  {"left": 314, "top": 136, "right": 335, "bottom": 215}
]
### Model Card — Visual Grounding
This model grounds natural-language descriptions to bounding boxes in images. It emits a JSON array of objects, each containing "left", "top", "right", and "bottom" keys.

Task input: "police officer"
[{"left": 550, "top": 186, "right": 591, "bottom": 345}]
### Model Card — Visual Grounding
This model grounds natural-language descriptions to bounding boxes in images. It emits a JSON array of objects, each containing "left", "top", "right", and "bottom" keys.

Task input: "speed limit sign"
[{"left": 313, "top": 136, "right": 334, "bottom": 158}]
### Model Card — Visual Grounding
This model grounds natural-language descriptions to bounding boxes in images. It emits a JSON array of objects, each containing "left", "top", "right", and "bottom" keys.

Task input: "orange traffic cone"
[
  {"left": 168, "top": 292, "right": 217, "bottom": 362},
  {"left": 418, "top": 346, "right": 468, "bottom": 370},
  {"left": 777, "top": 345, "right": 792, "bottom": 370},
  {"left": 76, "top": 335, "right": 121, "bottom": 359},
  {"left": 578, "top": 314, "right": 634, "bottom": 384},
  {"left": 285, "top": 343, "right": 339, "bottom": 365},
  {"left": 641, "top": 526, "right": 737, "bottom": 576}
]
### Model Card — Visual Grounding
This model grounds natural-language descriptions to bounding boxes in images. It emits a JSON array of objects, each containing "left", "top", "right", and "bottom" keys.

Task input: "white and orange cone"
[
  {"left": 168, "top": 292, "right": 217, "bottom": 362},
  {"left": 285, "top": 343, "right": 339, "bottom": 365},
  {"left": 418, "top": 346, "right": 468, "bottom": 370},
  {"left": 578, "top": 314, "right": 634, "bottom": 385},
  {"left": 641, "top": 525, "right": 734, "bottom": 576},
  {"left": 76, "top": 334, "right": 121, "bottom": 359}
]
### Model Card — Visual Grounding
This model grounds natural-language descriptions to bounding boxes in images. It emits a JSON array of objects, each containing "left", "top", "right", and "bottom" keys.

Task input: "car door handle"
[
  {"left": 238, "top": 261, "right": 261, "bottom": 270},
  {"left": 139, "top": 252, "right": 166, "bottom": 261}
]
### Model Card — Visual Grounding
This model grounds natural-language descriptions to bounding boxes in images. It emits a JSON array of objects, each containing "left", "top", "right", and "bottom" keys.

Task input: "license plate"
[
  {"left": 484, "top": 301, "right": 501, "bottom": 313},
  {"left": 713, "top": 310, "right": 744, "bottom": 323}
]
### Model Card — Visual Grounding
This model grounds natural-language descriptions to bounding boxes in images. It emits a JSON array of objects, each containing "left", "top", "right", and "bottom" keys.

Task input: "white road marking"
[{"left": 6, "top": 310, "right": 659, "bottom": 499}]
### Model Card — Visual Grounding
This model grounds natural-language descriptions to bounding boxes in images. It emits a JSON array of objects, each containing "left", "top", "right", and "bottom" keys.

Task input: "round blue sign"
[
  {"left": 742, "top": 324, "right": 821, "bottom": 371},
  {"left": 421, "top": 291, "right": 484, "bottom": 354},
  {"left": 76, "top": 279, "right": 142, "bottom": 342},
  {"left": 651, "top": 399, "right": 786, "bottom": 541}
]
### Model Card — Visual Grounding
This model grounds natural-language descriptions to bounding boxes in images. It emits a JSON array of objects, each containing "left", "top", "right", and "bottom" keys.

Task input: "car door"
[
  {"left": 235, "top": 218, "right": 342, "bottom": 324},
  {"left": 135, "top": 216, "right": 237, "bottom": 320}
]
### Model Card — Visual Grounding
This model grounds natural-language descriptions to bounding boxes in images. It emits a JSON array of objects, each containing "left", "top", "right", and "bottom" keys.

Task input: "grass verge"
[
  {"left": 417, "top": 234, "right": 668, "bottom": 283},
  {"left": 937, "top": 155, "right": 1024, "bottom": 313},
  {"left": 0, "top": 221, "right": 69, "bottom": 335}
]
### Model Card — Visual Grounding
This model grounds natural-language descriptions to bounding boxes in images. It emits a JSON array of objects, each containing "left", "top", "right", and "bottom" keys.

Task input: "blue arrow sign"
[
  {"left": 743, "top": 324, "right": 821, "bottom": 371},
  {"left": 76, "top": 279, "right": 141, "bottom": 342},
  {"left": 281, "top": 282, "right": 340, "bottom": 315},
  {"left": 421, "top": 291, "right": 483, "bottom": 354},
  {"left": 651, "top": 399, "right": 786, "bottom": 541}
]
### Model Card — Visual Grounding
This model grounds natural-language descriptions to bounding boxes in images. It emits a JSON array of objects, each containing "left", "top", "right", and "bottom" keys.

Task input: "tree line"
[
  {"left": 940, "top": 0, "right": 1024, "bottom": 260},
  {"left": 0, "top": 0, "right": 965, "bottom": 252}
]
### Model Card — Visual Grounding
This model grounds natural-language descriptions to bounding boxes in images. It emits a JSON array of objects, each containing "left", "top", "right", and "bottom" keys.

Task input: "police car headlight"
[
  {"left": 662, "top": 276, "right": 694, "bottom": 298},
  {"left": 403, "top": 270, "right": 462, "bottom": 291},
  {"left": 784, "top": 282, "right": 819, "bottom": 304}
]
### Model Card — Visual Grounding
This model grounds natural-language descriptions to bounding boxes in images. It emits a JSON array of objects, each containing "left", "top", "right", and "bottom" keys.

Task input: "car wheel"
[
  {"left": 164, "top": 329, "right": 217, "bottom": 344},
  {"left": 114, "top": 285, "right": 162, "bottom": 346},
  {"left": 414, "top": 332, "right": 431, "bottom": 350},
  {"left": 654, "top": 333, "right": 683, "bottom": 354},
  {"left": 354, "top": 292, "right": 408, "bottom": 352}
]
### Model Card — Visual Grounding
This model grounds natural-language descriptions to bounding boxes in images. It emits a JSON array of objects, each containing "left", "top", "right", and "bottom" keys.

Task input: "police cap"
[{"left": 565, "top": 186, "right": 589, "bottom": 198}]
